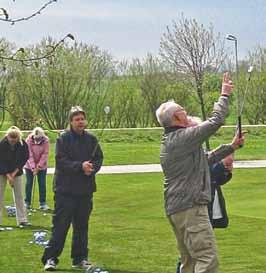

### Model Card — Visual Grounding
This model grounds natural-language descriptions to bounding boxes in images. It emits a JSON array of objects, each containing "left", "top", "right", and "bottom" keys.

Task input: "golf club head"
[
  {"left": 226, "top": 34, "right": 237, "bottom": 41},
  {"left": 85, "top": 266, "right": 109, "bottom": 273},
  {"left": 104, "top": 105, "right": 110, "bottom": 115}
]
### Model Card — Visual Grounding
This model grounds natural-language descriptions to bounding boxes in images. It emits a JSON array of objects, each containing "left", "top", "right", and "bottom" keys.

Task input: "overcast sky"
[{"left": 1, "top": 0, "right": 266, "bottom": 60}]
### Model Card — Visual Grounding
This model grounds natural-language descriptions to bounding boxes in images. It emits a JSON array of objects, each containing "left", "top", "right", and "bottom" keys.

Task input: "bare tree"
[
  {"left": 0, "top": 0, "right": 72, "bottom": 128},
  {"left": 243, "top": 71, "right": 266, "bottom": 124},
  {"left": 0, "top": 38, "right": 14, "bottom": 127},
  {"left": 160, "top": 15, "right": 227, "bottom": 149},
  {"left": 0, "top": 72, "right": 8, "bottom": 127},
  {"left": 242, "top": 47, "right": 266, "bottom": 124},
  {"left": 248, "top": 46, "right": 266, "bottom": 72},
  {"left": 0, "top": 0, "right": 57, "bottom": 25}
]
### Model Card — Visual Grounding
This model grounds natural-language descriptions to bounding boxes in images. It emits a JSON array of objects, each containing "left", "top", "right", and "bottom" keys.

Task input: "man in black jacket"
[{"left": 42, "top": 106, "right": 103, "bottom": 271}]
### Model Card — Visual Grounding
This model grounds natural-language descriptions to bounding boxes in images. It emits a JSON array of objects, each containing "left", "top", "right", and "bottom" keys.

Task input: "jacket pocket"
[{"left": 184, "top": 223, "right": 216, "bottom": 259}]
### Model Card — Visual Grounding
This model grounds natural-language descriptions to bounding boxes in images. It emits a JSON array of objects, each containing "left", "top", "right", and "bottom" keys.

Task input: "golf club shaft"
[
  {"left": 91, "top": 116, "right": 110, "bottom": 158},
  {"left": 234, "top": 39, "right": 242, "bottom": 139},
  {"left": 239, "top": 73, "right": 252, "bottom": 116},
  {"left": 32, "top": 175, "right": 37, "bottom": 211}
]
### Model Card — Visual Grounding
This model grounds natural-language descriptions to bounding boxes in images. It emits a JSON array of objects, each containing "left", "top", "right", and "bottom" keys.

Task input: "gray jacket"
[{"left": 160, "top": 96, "right": 234, "bottom": 216}]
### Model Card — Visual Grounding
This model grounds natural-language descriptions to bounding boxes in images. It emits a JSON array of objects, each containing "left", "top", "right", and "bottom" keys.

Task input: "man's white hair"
[{"left": 155, "top": 100, "right": 183, "bottom": 127}]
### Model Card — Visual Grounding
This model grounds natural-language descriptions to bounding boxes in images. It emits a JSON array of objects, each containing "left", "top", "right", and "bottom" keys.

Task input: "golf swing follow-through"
[
  {"left": 156, "top": 71, "right": 245, "bottom": 273},
  {"left": 226, "top": 34, "right": 254, "bottom": 141}
]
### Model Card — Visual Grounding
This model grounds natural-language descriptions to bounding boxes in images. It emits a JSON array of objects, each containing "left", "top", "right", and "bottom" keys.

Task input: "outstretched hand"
[{"left": 221, "top": 72, "right": 234, "bottom": 96}]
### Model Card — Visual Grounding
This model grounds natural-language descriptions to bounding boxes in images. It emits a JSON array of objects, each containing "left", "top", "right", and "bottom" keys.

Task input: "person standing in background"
[
  {"left": 0, "top": 126, "right": 29, "bottom": 227},
  {"left": 42, "top": 106, "right": 103, "bottom": 271},
  {"left": 25, "top": 127, "right": 50, "bottom": 210}
]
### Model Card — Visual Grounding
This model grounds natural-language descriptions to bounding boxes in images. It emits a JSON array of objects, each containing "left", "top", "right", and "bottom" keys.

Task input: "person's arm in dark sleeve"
[
  {"left": 55, "top": 137, "right": 83, "bottom": 174},
  {"left": 15, "top": 141, "right": 29, "bottom": 170},
  {"left": 11, "top": 141, "right": 29, "bottom": 176},
  {"left": 207, "top": 144, "right": 234, "bottom": 166},
  {"left": 0, "top": 142, "right": 8, "bottom": 174}
]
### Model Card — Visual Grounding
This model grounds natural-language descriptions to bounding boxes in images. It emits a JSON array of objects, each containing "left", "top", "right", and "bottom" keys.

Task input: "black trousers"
[{"left": 42, "top": 192, "right": 93, "bottom": 265}]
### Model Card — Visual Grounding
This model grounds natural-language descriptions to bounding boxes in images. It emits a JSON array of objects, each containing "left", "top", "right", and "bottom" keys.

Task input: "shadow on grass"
[
  {"left": 55, "top": 269, "right": 76, "bottom": 272},
  {"left": 0, "top": 224, "right": 51, "bottom": 231},
  {"left": 55, "top": 267, "right": 148, "bottom": 273},
  {"left": 108, "top": 269, "right": 149, "bottom": 273},
  {"left": 22, "top": 225, "right": 51, "bottom": 231}
]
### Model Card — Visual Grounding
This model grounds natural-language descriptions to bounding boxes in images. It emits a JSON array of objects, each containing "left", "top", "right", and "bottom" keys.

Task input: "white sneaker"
[
  {"left": 44, "top": 258, "right": 56, "bottom": 271},
  {"left": 72, "top": 260, "right": 92, "bottom": 270},
  {"left": 39, "top": 204, "right": 50, "bottom": 211}
]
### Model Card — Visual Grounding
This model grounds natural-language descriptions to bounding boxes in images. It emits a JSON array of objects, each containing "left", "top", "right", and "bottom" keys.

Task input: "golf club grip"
[{"left": 238, "top": 116, "right": 243, "bottom": 147}]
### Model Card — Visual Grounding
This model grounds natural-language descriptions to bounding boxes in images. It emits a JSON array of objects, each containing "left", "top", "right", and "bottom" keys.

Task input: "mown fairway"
[
  {"left": 41, "top": 127, "right": 266, "bottom": 167},
  {"left": 0, "top": 169, "right": 265, "bottom": 273},
  {"left": 1, "top": 127, "right": 266, "bottom": 165}
]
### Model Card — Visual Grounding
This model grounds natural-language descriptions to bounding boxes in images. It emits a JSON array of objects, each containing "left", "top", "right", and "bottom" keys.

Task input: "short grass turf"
[
  {"left": 0, "top": 169, "right": 266, "bottom": 273},
  {"left": 1, "top": 127, "right": 266, "bottom": 165},
  {"left": 46, "top": 127, "right": 266, "bottom": 166}
]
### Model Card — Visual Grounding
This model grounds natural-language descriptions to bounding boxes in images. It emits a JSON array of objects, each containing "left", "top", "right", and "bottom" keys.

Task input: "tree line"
[{"left": 1, "top": 16, "right": 266, "bottom": 130}]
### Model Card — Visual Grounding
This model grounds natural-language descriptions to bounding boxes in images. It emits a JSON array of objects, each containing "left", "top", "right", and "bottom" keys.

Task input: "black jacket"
[
  {"left": 54, "top": 129, "right": 103, "bottom": 196},
  {"left": 208, "top": 162, "right": 232, "bottom": 228},
  {"left": 0, "top": 137, "right": 29, "bottom": 176}
]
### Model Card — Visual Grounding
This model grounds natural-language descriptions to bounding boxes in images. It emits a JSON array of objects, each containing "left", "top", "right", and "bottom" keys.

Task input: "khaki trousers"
[
  {"left": 0, "top": 175, "right": 27, "bottom": 225},
  {"left": 169, "top": 205, "right": 218, "bottom": 273}
]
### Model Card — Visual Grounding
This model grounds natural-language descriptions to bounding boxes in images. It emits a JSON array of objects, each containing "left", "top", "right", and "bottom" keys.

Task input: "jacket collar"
[
  {"left": 2, "top": 137, "right": 21, "bottom": 148},
  {"left": 31, "top": 135, "right": 46, "bottom": 145},
  {"left": 164, "top": 126, "right": 185, "bottom": 134},
  {"left": 70, "top": 128, "right": 86, "bottom": 138}
]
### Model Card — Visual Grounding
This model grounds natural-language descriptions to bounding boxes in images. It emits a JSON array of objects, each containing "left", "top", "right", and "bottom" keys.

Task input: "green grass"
[
  {"left": 0, "top": 169, "right": 266, "bottom": 273},
  {"left": 1, "top": 127, "right": 266, "bottom": 165},
  {"left": 46, "top": 127, "right": 266, "bottom": 166}
]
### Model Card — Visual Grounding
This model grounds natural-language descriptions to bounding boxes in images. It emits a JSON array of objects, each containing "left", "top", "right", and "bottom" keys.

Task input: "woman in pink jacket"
[{"left": 25, "top": 127, "right": 50, "bottom": 210}]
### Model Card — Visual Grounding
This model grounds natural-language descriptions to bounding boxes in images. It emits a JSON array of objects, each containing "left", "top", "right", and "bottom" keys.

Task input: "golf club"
[
  {"left": 226, "top": 34, "right": 242, "bottom": 138},
  {"left": 239, "top": 65, "right": 254, "bottom": 116},
  {"left": 91, "top": 105, "right": 111, "bottom": 158},
  {"left": 30, "top": 175, "right": 37, "bottom": 213}
]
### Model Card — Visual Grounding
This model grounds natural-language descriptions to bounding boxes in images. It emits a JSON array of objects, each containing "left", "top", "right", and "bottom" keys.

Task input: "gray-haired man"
[{"left": 156, "top": 73, "right": 244, "bottom": 273}]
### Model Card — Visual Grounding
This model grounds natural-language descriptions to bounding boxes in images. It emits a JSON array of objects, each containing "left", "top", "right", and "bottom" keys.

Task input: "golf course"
[{"left": 0, "top": 128, "right": 266, "bottom": 273}]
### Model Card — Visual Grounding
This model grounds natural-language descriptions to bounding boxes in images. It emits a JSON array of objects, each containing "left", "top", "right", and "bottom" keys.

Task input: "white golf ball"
[{"left": 6, "top": 227, "right": 13, "bottom": 231}]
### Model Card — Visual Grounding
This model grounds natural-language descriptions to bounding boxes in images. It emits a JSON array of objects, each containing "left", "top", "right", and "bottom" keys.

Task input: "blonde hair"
[{"left": 6, "top": 126, "right": 23, "bottom": 144}]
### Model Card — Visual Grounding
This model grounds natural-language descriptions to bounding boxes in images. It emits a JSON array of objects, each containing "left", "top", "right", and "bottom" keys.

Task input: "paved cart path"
[{"left": 46, "top": 160, "right": 266, "bottom": 174}]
